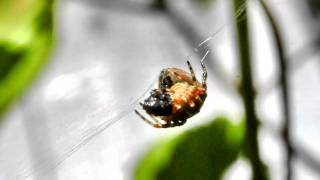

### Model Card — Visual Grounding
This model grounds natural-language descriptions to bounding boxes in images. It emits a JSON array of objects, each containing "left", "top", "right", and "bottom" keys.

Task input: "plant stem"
[
  {"left": 259, "top": 1, "right": 293, "bottom": 179},
  {"left": 231, "top": 0, "right": 268, "bottom": 179}
]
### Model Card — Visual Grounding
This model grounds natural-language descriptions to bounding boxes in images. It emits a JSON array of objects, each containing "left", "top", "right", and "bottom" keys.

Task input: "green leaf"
[
  {"left": 0, "top": 44, "right": 26, "bottom": 81},
  {"left": 0, "top": 0, "right": 55, "bottom": 119},
  {"left": 134, "top": 117, "right": 245, "bottom": 180}
]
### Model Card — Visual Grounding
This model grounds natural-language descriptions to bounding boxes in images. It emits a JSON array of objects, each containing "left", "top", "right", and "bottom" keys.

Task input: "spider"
[{"left": 134, "top": 58, "right": 207, "bottom": 128}]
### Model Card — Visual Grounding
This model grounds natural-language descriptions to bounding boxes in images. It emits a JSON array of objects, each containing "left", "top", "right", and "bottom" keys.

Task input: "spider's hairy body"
[
  {"left": 161, "top": 81, "right": 206, "bottom": 123},
  {"left": 159, "top": 68, "right": 194, "bottom": 89},
  {"left": 135, "top": 59, "right": 208, "bottom": 128}
]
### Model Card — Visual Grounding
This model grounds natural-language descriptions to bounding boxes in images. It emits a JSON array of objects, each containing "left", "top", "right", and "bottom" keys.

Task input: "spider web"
[{"left": 11, "top": 0, "right": 249, "bottom": 179}]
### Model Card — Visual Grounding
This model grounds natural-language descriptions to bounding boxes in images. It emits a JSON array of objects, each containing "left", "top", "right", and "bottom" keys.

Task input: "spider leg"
[
  {"left": 156, "top": 119, "right": 182, "bottom": 128},
  {"left": 134, "top": 109, "right": 159, "bottom": 127},
  {"left": 150, "top": 114, "right": 164, "bottom": 125},
  {"left": 135, "top": 109, "right": 174, "bottom": 128},
  {"left": 200, "top": 50, "right": 209, "bottom": 85},
  {"left": 156, "top": 121, "right": 174, "bottom": 128},
  {"left": 187, "top": 61, "right": 197, "bottom": 82},
  {"left": 152, "top": 118, "right": 176, "bottom": 128}
]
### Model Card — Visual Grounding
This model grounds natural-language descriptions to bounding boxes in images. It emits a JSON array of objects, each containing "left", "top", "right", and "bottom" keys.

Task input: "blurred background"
[{"left": 0, "top": 0, "right": 320, "bottom": 179}]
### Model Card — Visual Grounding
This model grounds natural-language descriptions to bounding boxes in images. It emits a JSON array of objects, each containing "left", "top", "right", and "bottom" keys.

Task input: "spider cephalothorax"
[
  {"left": 140, "top": 89, "right": 172, "bottom": 116},
  {"left": 135, "top": 60, "right": 207, "bottom": 128}
]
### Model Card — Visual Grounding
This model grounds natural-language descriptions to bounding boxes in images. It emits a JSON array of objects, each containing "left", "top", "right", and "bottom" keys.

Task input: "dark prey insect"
[{"left": 134, "top": 57, "right": 208, "bottom": 128}]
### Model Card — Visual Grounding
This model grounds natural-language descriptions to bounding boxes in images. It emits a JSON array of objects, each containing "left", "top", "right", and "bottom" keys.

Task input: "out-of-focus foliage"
[
  {"left": 134, "top": 117, "right": 245, "bottom": 180},
  {"left": 0, "top": 0, "right": 55, "bottom": 119},
  {"left": 151, "top": 0, "right": 216, "bottom": 10},
  {"left": 306, "top": 0, "right": 320, "bottom": 17},
  {"left": 232, "top": 0, "right": 269, "bottom": 179},
  {"left": 192, "top": 0, "right": 216, "bottom": 9},
  {"left": 151, "top": 0, "right": 167, "bottom": 9}
]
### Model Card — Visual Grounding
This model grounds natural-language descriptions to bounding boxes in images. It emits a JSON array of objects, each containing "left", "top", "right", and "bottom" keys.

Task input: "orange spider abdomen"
[{"left": 168, "top": 82, "right": 207, "bottom": 119}]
